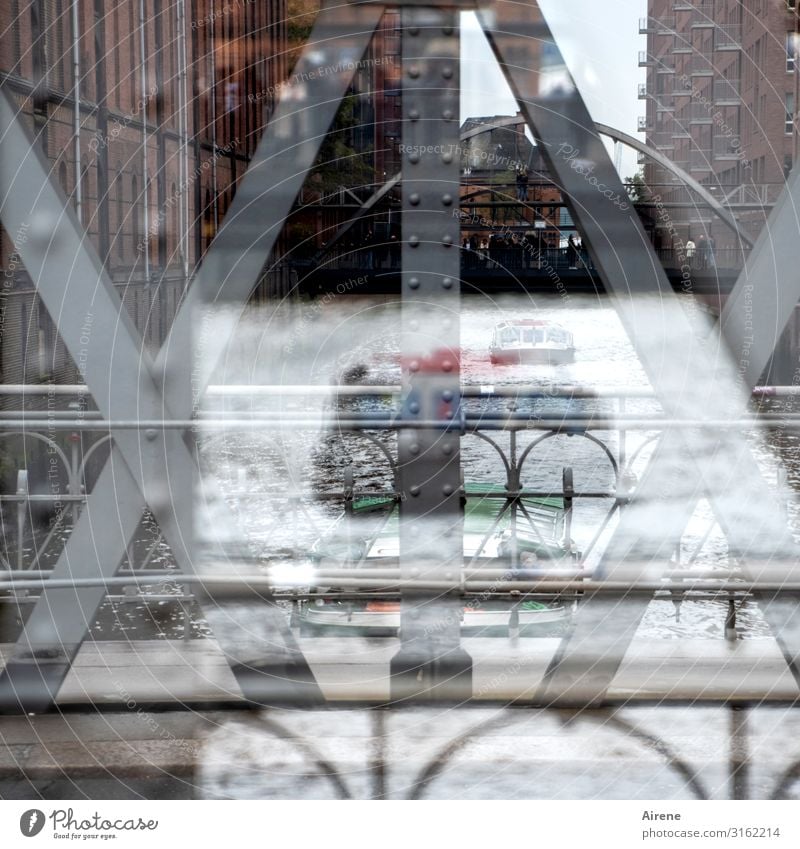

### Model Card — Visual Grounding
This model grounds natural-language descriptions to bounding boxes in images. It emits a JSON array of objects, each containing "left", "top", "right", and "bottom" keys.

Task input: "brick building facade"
[
  {"left": 639, "top": 0, "right": 799, "bottom": 249},
  {"left": 0, "top": 0, "right": 400, "bottom": 386}
]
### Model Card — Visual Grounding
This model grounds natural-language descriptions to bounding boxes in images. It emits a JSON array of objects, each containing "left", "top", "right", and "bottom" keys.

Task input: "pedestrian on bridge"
[
  {"left": 685, "top": 237, "right": 696, "bottom": 267},
  {"left": 697, "top": 235, "right": 708, "bottom": 269},
  {"left": 363, "top": 230, "right": 374, "bottom": 270},
  {"left": 567, "top": 234, "right": 578, "bottom": 269},
  {"left": 516, "top": 167, "right": 529, "bottom": 202}
]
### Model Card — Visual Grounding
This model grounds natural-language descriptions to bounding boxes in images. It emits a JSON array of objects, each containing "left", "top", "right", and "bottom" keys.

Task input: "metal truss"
[
  {"left": 0, "top": 0, "right": 385, "bottom": 712},
  {"left": 2, "top": 0, "right": 800, "bottom": 715},
  {"left": 472, "top": 0, "right": 800, "bottom": 705}
]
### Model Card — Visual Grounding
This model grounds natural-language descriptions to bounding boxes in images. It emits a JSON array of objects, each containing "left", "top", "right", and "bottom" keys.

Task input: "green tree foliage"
[{"left": 625, "top": 170, "right": 650, "bottom": 203}]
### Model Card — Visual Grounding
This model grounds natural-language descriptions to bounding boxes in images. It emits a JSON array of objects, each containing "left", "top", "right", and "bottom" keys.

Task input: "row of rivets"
[
  {"left": 404, "top": 277, "right": 456, "bottom": 290},
  {"left": 405, "top": 357, "right": 457, "bottom": 374},
  {"left": 408, "top": 484, "right": 458, "bottom": 497}
]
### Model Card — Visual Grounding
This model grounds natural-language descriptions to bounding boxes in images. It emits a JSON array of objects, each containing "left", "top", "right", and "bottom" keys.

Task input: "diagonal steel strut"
[
  {"left": 539, "top": 166, "right": 800, "bottom": 705},
  {"left": 476, "top": 0, "right": 800, "bottom": 704},
  {"left": 0, "top": 1, "right": 385, "bottom": 712}
]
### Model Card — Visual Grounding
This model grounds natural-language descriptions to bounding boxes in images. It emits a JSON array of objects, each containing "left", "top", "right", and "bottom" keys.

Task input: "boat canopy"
[{"left": 493, "top": 321, "right": 573, "bottom": 347}]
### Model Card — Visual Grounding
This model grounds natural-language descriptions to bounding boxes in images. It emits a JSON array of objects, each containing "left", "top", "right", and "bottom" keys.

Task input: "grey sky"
[{"left": 460, "top": 0, "right": 646, "bottom": 177}]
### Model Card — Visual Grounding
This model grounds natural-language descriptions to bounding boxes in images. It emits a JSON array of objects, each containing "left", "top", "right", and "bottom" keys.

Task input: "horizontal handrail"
[
  {"left": 2, "top": 384, "right": 797, "bottom": 398},
  {"left": 0, "top": 417, "right": 797, "bottom": 431}
]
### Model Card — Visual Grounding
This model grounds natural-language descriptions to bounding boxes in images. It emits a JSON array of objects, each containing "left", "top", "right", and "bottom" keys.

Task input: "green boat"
[{"left": 297, "top": 483, "right": 579, "bottom": 637}]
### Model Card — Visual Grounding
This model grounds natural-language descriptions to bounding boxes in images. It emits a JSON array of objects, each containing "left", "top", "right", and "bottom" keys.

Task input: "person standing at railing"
[
  {"left": 685, "top": 237, "right": 696, "bottom": 268},
  {"left": 515, "top": 166, "right": 529, "bottom": 202},
  {"left": 363, "top": 230, "right": 374, "bottom": 270},
  {"left": 389, "top": 234, "right": 400, "bottom": 269},
  {"left": 697, "top": 234, "right": 708, "bottom": 269},
  {"left": 567, "top": 234, "right": 578, "bottom": 269},
  {"left": 707, "top": 234, "right": 716, "bottom": 270}
]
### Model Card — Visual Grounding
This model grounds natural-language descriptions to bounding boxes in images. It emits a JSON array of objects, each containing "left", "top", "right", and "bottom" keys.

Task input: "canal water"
[
  {"left": 8, "top": 292, "right": 800, "bottom": 800},
  {"left": 187, "top": 293, "right": 800, "bottom": 800},
  {"left": 197, "top": 292, "right": 799, "bottom": 640},
  {"left": 13, "top": 295, "right": 794, "bottom": 641}
]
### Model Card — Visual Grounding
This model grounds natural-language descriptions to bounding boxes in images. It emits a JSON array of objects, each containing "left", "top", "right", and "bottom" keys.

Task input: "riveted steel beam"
[{"left": 390, "top": 7, "right": 472, "bottom": 701}]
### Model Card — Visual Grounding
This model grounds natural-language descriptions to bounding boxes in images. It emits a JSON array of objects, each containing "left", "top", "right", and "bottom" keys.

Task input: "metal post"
[
  {"left": 69, "top": 435, "right": 79, "bottom": 525},
  {"left": 138, "top": 0, "right": 150, "bottom": 280},
  {"left": 509, "top": 427, "right": 519, "bottom": 570},
  {"left": 390, "top": 6, "right": 471, "bottom": 701},
  {"left": 15, "top": 471, "right": 28, "bottom": 572},
  {"left": 725, "top": 599, "right": 738, "bottom": 642},
  {"left": 209, "top": 0, "right": 219, "bottom": 233},
  {"left": 176, "top": 0, "right": 190, "bottom": 281},
  {"left": 70, "top": 0, "right": 81, "bottom": 221},
  {"left": 729, "top": 705, "right": 749, "bottom": 800},
  {"left": 67, "top": 400, "right": 81, "bottom": 524},
  {"left": 562, "top": 466, "right": 574, "bottom": 546}
]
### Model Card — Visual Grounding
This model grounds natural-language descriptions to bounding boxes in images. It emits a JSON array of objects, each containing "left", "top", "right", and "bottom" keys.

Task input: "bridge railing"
[{"left": 293, "top": 244, "right": 747, "bottom": 275}]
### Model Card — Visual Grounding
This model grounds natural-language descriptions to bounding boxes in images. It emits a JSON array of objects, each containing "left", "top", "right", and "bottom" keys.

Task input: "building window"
[
  {"left": 170, "top": 182, "right": 178, "bottom": 258},
  {"left": 788, "top": 32, "right": 798, "bottom": 72},
  {"left": 116, "top": 168, "right": 124, "bottom": 261},
  {"left": 11, "top": 0, "right": 21, "bottom": 67},
  {"left": 787, "top": 92, "right": 795, "bottom": 134},
  {"left": 80, "top": 157, "right": 90, "bottom": 228},
  {"left": 113, "top": 7, "right": 121, "bottom": 107},
  {"left": 55, "top": 0, "right": 65, "bottom": 89},
  {"left": 128, "top": 2, "right": 136, "bottom": 108},
  {"left": 132, "top": 174, "right": 140, "bottom": 255}
]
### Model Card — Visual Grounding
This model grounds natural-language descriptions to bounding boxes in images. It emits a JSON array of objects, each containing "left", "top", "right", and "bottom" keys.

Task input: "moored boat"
[
  {"left": 489, "top": 320, "right": 575, "bottom": 365},
  {"left": 295, "top": 483, "right": 580, "bottom": 637}
]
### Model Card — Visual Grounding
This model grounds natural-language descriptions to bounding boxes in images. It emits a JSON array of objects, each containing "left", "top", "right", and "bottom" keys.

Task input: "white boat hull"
[
  {"left": 490, "top": 346, "right": 575, "bottom": 365},
  {"left": 300, "top": 603, "right": 568, "bottom": 635}
]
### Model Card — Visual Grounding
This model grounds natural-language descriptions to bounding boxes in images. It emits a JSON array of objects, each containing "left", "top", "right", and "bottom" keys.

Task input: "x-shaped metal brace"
[{"left": 0, "top": 1, "right": 386, "bottom": 712}]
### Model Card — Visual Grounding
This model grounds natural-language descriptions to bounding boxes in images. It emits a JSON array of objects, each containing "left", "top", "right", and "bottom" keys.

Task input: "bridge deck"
[
  {"left": 1, "top": 637, "right": 798, "bottom": 794},
  {"left": 2, "top": 637, "right": 796, "bottom": 706}
]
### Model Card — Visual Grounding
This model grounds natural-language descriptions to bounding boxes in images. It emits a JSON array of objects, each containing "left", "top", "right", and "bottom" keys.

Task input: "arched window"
[
  {"left": 58, "top": 160, "right": 68, "bottom": 194},
  {"left": 204, "top": 188, "right": 213, "bottom": 251}
]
